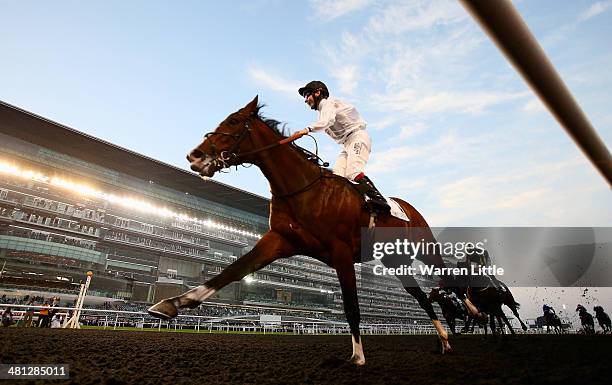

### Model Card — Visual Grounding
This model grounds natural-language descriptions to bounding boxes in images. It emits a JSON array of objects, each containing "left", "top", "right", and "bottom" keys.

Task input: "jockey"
[
  {"left": 296, "top": 80, "right": 390, "bottom": 213},
  {"left": 542, "top": 304, "right": 555, "bottom": 314}
]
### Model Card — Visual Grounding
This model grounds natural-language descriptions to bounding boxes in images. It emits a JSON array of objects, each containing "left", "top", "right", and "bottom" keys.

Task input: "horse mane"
[
  {"left": 255, "top": 104, "right": 288, "bottom": 137},
  {"left": 254, "top": 104, "right": 329, "bottom": 169}
]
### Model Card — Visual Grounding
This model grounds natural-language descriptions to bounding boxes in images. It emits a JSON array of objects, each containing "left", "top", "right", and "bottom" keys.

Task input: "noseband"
[{"left": 201, "top": 118, "right": 254, "bottom": 171}]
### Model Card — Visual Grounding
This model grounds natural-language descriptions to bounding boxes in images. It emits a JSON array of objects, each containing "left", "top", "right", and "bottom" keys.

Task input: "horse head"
[
  {"left": 593, "top": 305, "right": 603, "bottom": 314},
  {"left": 187, "top": 96, "right": 264, "bottom": 177}
]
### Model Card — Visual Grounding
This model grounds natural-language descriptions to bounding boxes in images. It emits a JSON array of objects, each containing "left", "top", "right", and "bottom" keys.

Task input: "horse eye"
[{"left": 229, "top": 118, "right": 239, "bottom": 125}]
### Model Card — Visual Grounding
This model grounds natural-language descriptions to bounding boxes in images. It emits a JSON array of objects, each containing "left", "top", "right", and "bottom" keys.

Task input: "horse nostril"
[
  {"left": 188, "top": 149, "right": 204, "bottom": 161},
  {"left": 190, "top": 163, "right": 201, "bottom": 172}
]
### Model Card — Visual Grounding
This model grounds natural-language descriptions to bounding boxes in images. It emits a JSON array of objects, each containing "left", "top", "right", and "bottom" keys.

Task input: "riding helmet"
[{"left": 298, "top": 81, "right": 329, "bottom": 97}]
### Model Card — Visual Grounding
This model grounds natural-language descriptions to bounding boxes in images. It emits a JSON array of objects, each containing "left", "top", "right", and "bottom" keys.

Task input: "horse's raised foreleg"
[
  {"left": 334, "top": 256, "right": 364, "bottom": 366},
  {"left": 148, "top": 231, "right": 293, "bottom": 319},
  {"left": 463, "top": 297, "right": 483, "bottom": 318}
]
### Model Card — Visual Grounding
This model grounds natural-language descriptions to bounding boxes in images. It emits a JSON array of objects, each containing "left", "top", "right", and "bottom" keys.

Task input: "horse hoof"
[
  {"left": 147, "top": 299, "right": 178, "bottom": 320},
  {"left": 348, "top": 355, "right": 366, "bottom": 366},
  {"left": 442, "top": 344, "right": 453, "bottom": 355},
  {"left": 440, "top": 340, "right": 452, "bottom": 355}
]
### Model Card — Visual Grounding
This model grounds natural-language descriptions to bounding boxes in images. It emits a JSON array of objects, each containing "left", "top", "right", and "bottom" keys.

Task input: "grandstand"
[{"left": 0, "top": 100, "right": 431, "bottom": 326}]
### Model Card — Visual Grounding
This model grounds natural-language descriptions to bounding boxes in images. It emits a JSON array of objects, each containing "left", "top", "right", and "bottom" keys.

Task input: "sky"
[{"left": 1, "top": 0, "right": 611, "bottom": 322}]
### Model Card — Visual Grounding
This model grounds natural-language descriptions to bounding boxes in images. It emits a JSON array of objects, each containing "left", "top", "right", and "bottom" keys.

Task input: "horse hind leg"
[
  {"left": 507, "top": 302, "right": 528, "bottom": 331},
  {"left": 498, "top": 311, "right": 516, "bottom": 336}
]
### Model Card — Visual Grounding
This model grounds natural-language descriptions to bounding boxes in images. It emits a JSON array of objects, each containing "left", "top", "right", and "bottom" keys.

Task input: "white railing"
[{"left": 1, "top": 303, "right": 439, "bottom": 335}]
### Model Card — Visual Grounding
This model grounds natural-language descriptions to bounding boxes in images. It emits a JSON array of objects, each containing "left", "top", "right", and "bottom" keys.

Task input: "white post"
[{"left": 63, "top": 271, "right": 93, "bottom": 329}]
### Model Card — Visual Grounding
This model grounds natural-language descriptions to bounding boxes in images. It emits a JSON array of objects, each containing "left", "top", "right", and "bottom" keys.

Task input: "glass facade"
[{"left": 0, "top": 102, "right": 429, "bottom": 324}]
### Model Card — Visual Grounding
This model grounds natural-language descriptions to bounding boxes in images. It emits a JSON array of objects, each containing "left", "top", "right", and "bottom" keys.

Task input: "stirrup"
[
  {"left": 355, "top": 176, "right": 390, "bottom": 214},
  {"left": 364, "top": 196, "right": 391, "bottom": 214}
]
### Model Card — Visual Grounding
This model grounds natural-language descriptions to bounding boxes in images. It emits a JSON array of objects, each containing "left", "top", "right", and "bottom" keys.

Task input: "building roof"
[{"left": 0, "top": 100, "right": 270, "bottom": 218}]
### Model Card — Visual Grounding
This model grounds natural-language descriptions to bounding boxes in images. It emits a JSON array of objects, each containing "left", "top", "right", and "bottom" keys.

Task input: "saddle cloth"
[{"left": 386, "top": 197, "right": 409, "bottom": 222}]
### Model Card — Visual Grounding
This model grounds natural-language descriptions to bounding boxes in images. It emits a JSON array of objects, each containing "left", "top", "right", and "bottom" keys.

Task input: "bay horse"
[
  {"left": 147, "top": 96, "right": 454, "bottom": 365},
  {"left": 428, "top": 288, "right": 469, "bottom": 336},
  {"left": 543, "top": 309, "right": 564, "bottom": 334},
  {"left": 576, "top": 305, "right": 595, "bottom": 334},
  {"left": 461, "top": 275, "right": 528, "bottom": 335},
  {"left": 593, "top": 306, "right": 611, "bottom": 333}
]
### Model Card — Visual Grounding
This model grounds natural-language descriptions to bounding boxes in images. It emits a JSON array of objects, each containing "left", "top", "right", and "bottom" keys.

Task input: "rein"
[{"left": 201, "top": 117, "right": 325, "bottom": 198}]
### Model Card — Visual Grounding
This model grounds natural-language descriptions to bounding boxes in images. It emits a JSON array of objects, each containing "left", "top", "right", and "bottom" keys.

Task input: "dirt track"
[{"left": 0, "top": 328, "right": 609, "bottom": 385}]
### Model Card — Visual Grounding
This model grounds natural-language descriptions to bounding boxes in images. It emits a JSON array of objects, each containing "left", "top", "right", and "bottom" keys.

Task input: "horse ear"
[{"left": 244, "top": 95, "right": 259, "bottom": 114}]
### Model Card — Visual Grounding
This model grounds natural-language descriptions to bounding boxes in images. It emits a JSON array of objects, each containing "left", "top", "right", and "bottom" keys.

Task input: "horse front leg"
[
  {"left": 464, "top": 297, "right": 484, "bottom": 319},
  {"left": 334, "top": 257, "right": 365, "bottom": 366},
  {"left": 382, "top": 257, "right": 451, "bottom": 353},
  {"left": 148, "top": 231, "right": 293, "bottom": 319},
  {"left": 402, "top": 285, "right": 452, "bottom": 353}
]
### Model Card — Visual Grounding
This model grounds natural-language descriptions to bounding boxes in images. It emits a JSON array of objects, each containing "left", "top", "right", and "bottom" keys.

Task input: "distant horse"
[
  {"left": 429, "top": 288, "right": 469, "bottom": 336},
  {"left": 428, "top": 289, "right": 491, "bottom": 336},
  {"left": 593, "top": 306, "right": 611, "bottom": 333},
  {"left": 148, "top": 96, "right": 455, "bottom": 365},
  {"left": 576, "top": 304, "right": 595, "bottom": 334},
  {"left": 461, "top": 275, "right": 528, "bottom": 335},
  {"left": 542, "top": 307, "right": 564, "bottom": 334}
]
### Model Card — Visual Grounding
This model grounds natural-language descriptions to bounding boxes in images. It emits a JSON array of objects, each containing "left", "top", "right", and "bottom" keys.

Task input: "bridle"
[
  {"left": 196, "top": 115, "right": 329, "bottom": 198},
  {"left": 201, "top": 118, "right": 255, "bottom": 172}
]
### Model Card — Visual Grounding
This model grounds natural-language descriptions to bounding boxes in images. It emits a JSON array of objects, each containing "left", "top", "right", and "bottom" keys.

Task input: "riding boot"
[{"left": 354, "top": 175, "right": 391, "bottom": 214}]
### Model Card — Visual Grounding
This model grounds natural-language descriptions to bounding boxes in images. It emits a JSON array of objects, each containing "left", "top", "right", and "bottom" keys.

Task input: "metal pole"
[{"left": 459, "top": 0, "right": 612, "bottom": 186}]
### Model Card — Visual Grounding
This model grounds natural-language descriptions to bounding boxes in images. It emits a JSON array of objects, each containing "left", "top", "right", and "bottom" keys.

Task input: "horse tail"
[{"left": 498, "top": 281, "right": 521, "bottom": 309}]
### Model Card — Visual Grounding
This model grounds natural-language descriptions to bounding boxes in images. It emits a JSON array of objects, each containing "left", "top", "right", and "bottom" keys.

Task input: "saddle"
[{"left": 471, "top": 273, "right": 506, "bottom": 293}]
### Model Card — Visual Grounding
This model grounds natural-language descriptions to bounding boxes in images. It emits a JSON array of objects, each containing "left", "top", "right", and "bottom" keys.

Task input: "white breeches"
[{"left": 333, "top": 130, "right": 371, "bottom": 180}]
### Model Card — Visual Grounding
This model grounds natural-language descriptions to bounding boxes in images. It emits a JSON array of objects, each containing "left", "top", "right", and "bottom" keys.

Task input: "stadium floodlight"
[
  {"left": 243, "top": 275, "right": 256, "bottom": 284},
  {"left": 0, "top": 158, "right": 261, "bottom": 239},
  {"left": 0, "top": 160, "right": 49, "bottom": 183}
]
